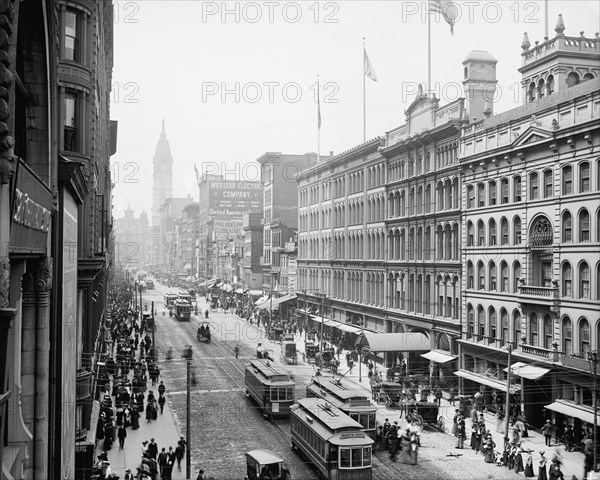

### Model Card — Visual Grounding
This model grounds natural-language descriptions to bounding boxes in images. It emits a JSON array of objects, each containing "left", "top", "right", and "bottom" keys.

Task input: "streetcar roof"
[
  {"left": 310, "top": 377, "right": 371, "bottom": 402},
  {"left": 245, "top": 449, "right": 284, "bottom": 466},
  {"left": 328, "top": 432, "right": 374, "bottom": 446},
  {"left": 306, "top": 384, "right": 375, "bottom": 411},
  {"left": 247, "top": 360, "right": 294, "bottom": 384},
  {"left": 294, "top": 397, "right": 364, "bottom": 431}
]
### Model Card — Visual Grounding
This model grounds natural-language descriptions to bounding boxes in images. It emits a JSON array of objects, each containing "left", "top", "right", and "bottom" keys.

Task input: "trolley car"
[
  {"left": 164, "top": 293, "right": 178, "bottom": 311},
  {"left": 245, "top": 359, "right": 295, "bottom": 419},
  {"left": 197, "top": 322, "right": 211, "bottom": 342},
  {"left": 173, "top": 299, "right": 192, "bottom": 321},
  {"left": 290, "top": 397, "right": 373, "bottom": 480},
  {"left": 306, "top": 376, "right": 377, "bottom": 438}
]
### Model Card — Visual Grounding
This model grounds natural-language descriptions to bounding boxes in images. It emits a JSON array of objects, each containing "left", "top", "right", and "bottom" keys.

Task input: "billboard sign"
[
  {"left": 213, "top": 219, "right": 243, "bottom": 241},
  {"left": 208, "top": 181, "right": 262, "bottom": 218}
]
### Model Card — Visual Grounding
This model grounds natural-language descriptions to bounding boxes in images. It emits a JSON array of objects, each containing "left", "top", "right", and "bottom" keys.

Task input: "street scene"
[{"left": 0, "top": 1, "right": 599, "bottom": 480}]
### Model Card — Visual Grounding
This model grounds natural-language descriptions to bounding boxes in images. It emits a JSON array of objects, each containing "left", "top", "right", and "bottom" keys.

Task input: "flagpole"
[
  {"left": 363, "top": 37, "right": 366, "bottom": 142},
  {"left": 317, "top": 74, "right": 321, "bottom": 164},
  {"left": 428, "top": 0, "right": 432, "bottom": 95}
]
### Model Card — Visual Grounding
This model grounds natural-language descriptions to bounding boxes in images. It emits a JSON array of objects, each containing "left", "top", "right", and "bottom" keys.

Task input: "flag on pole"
[
  {"left": 430, "top": 0, "right": 459, "bottom": 34},
  {"left": 364, "top": 48, "right": 378, "bottom": 82},
  {"left": 317, "top": 79, "right": 321, "bottom": 130},
  {"left": 194, "top": 163, "right": 199, "bottom": 184}
]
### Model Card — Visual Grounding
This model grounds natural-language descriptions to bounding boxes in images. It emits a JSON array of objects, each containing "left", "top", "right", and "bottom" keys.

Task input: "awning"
[
  {"left": 234, "top": 288, "right": 244, "bottom": 294},
  {"left": 356, "top": 332, "right": 429, "bottom": 352},
  {"left": 248, "top": 289, "right": 262, "bottom": 296},
  {"left": 199, "top": 278, "right": 218, "bottom": 288},
  {"left": 257, "top": 298, "right": 276, "bottom": 310},
  {"left": 544, "top": 400, "right": 600, "bottom": 426},
  {"left": 220, "top": 284, "right": 233, "bottom": 292},
  {"left": 309, "top": 315, "right": 364, "bottom": 334},
  {"left": 255, "top": 295, "right": 269, "bottom": 305},
  {"left": 454, "top": 370, "right": 521, "bottom": 394},
  {"left": 216, "top": 282, "right": 224, "bottom": 287},
  {"left": 421, "top": 350, "right": 457, "bottom": 364},
  {"left": 183, "top": 263, "right": 192, "bottom": 271},
  {"left": 504, "top": 362, "right": 550, "bottom": 381}
]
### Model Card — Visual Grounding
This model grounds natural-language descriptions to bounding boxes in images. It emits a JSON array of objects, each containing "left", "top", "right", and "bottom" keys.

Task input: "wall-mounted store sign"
[{"left": 10, "top": 160, "right": 54, "bottom": 255}]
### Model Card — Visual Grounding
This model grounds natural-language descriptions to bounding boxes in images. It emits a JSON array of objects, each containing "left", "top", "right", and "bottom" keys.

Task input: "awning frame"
[
  {"left": 544, "top": 400, "right": 600, "bottom": 426},
  {"left": 454, "top": 369, "right": 521, "bottom": 394},
  {"left": 421, "top": 350, "right": 457, "bottom": 364}
]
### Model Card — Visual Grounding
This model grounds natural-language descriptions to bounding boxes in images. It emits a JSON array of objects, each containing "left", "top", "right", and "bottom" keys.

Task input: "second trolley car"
[
  {"left": 173, "top": 299, "right": 192, "bottom": 321},
  {"left": 306, "top": 376, "right": 377, "bottom": 438},
  {"left": 245, "top": 359, "right": 295, "bottom": 419},
  {"left": 290, "top": 397, "right": 373, "bottom": 480}
]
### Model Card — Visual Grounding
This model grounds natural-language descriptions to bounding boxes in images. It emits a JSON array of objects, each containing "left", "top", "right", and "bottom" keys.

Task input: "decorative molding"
[
  {"left": 35, "top": 257, "right": 53, "bottom": 292},
  {"left": 0, "top": 256, "right": 10, "bottom": 308}
]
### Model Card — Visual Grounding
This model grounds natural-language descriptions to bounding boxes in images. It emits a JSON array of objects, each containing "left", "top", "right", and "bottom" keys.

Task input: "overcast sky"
[{"left": 110, "top": 0, "right": 600, "bottom": 221}]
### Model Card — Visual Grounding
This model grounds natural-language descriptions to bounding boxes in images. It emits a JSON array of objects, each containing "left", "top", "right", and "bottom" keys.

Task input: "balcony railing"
[
  {"left": 520, "top": 344, "right": 553, "bottom": 359},
  {"left": 517, "top": 284, "right": 559, "bottom": 313}
]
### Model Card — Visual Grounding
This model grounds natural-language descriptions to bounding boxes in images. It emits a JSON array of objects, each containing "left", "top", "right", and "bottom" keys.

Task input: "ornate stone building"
[
  {"left": 152, "top": 121, "right": 173, "bottom": 265},
  {"left": 458, "top": 18, "right": 600, "bottom": 442},
  {"left": 0, "top": 1, "right": 116, "bottom": 478}
]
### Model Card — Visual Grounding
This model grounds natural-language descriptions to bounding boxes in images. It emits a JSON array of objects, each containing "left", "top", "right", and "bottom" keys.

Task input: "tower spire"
[{"left": 161, "top": 118, "right": 166, "bottom": 136}]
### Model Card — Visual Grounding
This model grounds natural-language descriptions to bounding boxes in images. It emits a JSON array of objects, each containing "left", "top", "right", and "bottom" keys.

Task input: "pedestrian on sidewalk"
[
  {"left": 234, "top": 346, "right": 240, "bottom": 359},
  {"left": 178, "top": 436, "right": 187, "bottom": 457},
  {"left": 124, "top": 468, "right": 134, "bottom": 480},
  {"left": 542, "top": 419, "right": 554, "bottom": 447},
  {"left": 148, "top": 438, "right": 158, "bottom": 460},
  {"left": 175, "top": 444, "right": 184, "bottom": 471},
  {"left": 456, "top": 417, "right": 466, "bottom": 449},
  {"left": 348, "top": 357, "right": 354, "bottom": 374},
  {"left": 158, "top": 381, "right": 166, "bottom": 397},
  {"left": 583, "top": 438, "right": 595, "bottom": 480},
  {"left": 538, "top": 451, "right": 548, "bottom": 480},
  {"left": 158, "top": 448, "right": 168, "bottom": 477},
  {"left": 117, "top": 424, "right": 127, "bottom": 449},
  {"left": 158, "top": 394, "right": 166, "bottom": 414},
  {"left": 563, "top": 424, "right": 574, "bottom": 452}
]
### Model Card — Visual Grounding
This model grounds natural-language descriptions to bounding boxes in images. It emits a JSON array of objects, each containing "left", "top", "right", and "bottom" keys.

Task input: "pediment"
[{"left": 511, "top": 125, "right": 553, "bottom": 148}]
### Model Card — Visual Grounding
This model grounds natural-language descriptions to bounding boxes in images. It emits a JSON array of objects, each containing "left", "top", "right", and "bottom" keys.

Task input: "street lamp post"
[{"left": 185, "top": 345, "right": 192, "bottom": 479}]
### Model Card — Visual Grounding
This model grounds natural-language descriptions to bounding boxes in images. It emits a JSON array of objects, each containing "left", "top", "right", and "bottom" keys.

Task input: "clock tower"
[{"left": 152, "top": 119, "right": 173, "bottom": 229}]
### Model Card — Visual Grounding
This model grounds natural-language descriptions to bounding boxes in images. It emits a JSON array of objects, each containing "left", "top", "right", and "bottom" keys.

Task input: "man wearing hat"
[
  {"left": 196, "top": 469, "right": 204, "bottom": 480},
  {"left": 124, "top": 468, "right": 134, "bottom": 480},
  {"left": 147, "top": 438, "right": 158, "bottom": 460},
  {"left": 542, "top": 419, "right": 554, "bottom": 447}
]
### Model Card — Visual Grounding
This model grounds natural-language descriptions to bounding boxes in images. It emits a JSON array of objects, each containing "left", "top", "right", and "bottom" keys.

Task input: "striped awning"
[{"left": 356, "top": 332, "right": 429, "bottom": 352}]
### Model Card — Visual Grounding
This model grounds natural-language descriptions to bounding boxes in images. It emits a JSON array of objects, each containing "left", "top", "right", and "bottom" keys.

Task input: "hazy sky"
[{"left": 110, "top": 0, "right": 600, "bottom": 220}]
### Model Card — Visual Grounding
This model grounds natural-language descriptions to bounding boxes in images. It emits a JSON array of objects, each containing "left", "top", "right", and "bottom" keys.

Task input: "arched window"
[
  {"left": 530, "top": 172, "right": 539, "bottom": 200},
  {"left": 500, "top": 309, "right": 508, "bottom": 344},
  {"left": 514, "top": 175, "right": 522, "bottom": 202},
  {"left": 467, "top": 304, "right": 474, "bottom": 338},
  {"left": 477, "top": 220, "right": 485, "bottom": 246},
  {"left": 477, "top": 261, "right": 485, "bottom": 290},
  {"left": 467, "top": 221, "right": 474, "bottom": 246},
  {"left": 529, "top": 313, "right": 538, "bottom": 346},
  {"left": 513, "top": 310, "right": 522, "bottom": 345},
  {"left": 513, "top": 261, "right": 521, "bottom": 293},
  {"left": 579, "top": 262, "right": 590, "bottom": 298},
  {"left": 563, "top": 165, "right": 573, "bottom": 195},
  {"left": 579, "top": 318, "right": 590, "bottom": 354},
  {"left": 467, "top": 185, "right": 475, "bottom": 208},
  {"left": 501, "top": 178, "right": 509, "bottom": 204},
  {"left": 580, "top": 162, "right": 590, "bottom": 192},
  {"left": 528, "top": 82, "right": 536, "bottom": 102},
  {"left": 530, "top": 216, "right": 553, "bottom": 248},
  {"left": 489, "top": 180, "right": 497, "bottom": 205},
  {"left": 562, "top": 262, "right": 572, "bottom": 297},
  {"left": 489, "top": 262, "right": 497, "bottom": 291},
  {"left": 566, "top": 72, "right": 580, "bottom": 87},
  {"left": 547, "top": 75, "right": 555, "bottom": 94},
  {"left": 562, "top": 317, "right": 572, "bottom": 355},
  {"left": 477, "top": 183, "right": 485, "bottom": 207},
  {"left": 477, "top": 305, "right": 485, "bottom": 338},
  {"left": 579, "top": 209, "right": 590, "bottom": 242},
  {"left": 543, "top": 314, "right": 553, "bottom": 349},
  {"left": 500, "top": 262, "right": 509, "bottom": 292},
  {"left": 489, "top": 219, "right": 497, "bottom": 246},
  {"left": 538, "top": 78, "right": 545, "bottom": 99},
  {"left": 467, "top": 261, "right": 474, "bottom": 289},
  {"left": 543, "top": 169, "right": 553, "bottom": 198},
  {"left": 514, "top": 216, "right": 522, "bottom": 244},
  {"left": 489, "top": 307, "right": 497, "bottom": 340},
  {"left": 583, "top": 73, "right": 595, "bottom": 82},
  {"left": 562, "top": 211, "right": 572, "bottom": 242},
  {"left": 501, "top": 218, "right": 509, "bottom": 245}
]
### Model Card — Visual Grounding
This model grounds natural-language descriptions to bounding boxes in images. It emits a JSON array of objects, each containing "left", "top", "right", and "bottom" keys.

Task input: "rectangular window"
[
  {"left": 64, "top": 10, "right": 79, "bottom": 62},
  {"left": 514, "top": 177, "right": 522, "bottom": 202},
  {"left": 64, "top": 92, "right": 77, "bottom": 151},
  {"left": 501, "top": 180, "right": 509, "bottom": 204},
  {"left": 530, "top": 175, "right": 539, "bottom": 200},
  {"left": 581, "top": 164, "right": 590, "bottom": 192},
  {"left": 544, "top": 170, "right": 553, "bottom": 198},
  {"left": 563, "top": 168, "right": 573, "bottom": 195},
  {"left": 489, "top": 182, "right": 497, "bottom": 205},
  {"left": 467, "top": 187, "right": 475, "bottom": 209}
]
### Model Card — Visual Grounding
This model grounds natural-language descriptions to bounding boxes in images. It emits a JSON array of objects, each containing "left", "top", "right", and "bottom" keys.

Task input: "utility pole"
[
  {"left": 303, "top": 289, "right": 307, "bottom": 341},
  {"left": 151, "top": 301, "right": 155, "bottom": 360},
  {"left": 186, "top": 345, "right": 192, "bottom": 479},
  {"left": 504, "top": 344, "right": 513, "bottom": 446}
]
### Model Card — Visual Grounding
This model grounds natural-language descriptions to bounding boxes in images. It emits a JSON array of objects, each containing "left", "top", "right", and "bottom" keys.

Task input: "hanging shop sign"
[{"left": 10, "top": 160, "right": 53, "bottom": 254}]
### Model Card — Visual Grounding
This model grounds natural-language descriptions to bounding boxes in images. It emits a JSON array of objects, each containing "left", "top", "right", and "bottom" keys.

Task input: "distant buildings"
[
  {"left": 113, "top": 206, "right": 152, "bottom": 268},
  {"left": 152, "top": 121, "right": 174, "bottom": 265}
]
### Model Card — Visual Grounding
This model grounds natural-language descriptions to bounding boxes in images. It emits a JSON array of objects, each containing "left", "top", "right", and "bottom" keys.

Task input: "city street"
[{"left": 145, "top": 283, "right": 529, "bottom": 480}]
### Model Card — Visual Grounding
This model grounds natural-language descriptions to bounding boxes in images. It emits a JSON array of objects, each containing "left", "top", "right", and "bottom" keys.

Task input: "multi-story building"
[
  {"left": 197, "top": 173, "right": 262, "bottom": 281},
  {"left": 180, "top": 203, "right": 199, "bottom": 276},
  {"left": 158, "top": 197, "right": 194, "bottom": 270},
  {"left": 114, "top": 206, "right": 152, "bottom": 268},
  {"left": 256, "top": 152, "right": 321, "bottom": 294},
  {"left": 458, "top": 17, "right": 600, "bottom": 445},
  {"left": 242, "top": 213, "right": 264, "bottom": 290},
  {"left": 1, "top": 2, "right": 116, "bottom": 479},
  {"left": 152, "top": 121, "right": 173, "bottom": 265}
]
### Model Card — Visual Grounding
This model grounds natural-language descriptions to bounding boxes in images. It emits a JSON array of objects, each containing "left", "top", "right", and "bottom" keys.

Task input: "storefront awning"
[
  {"left": 257, "top": 293, "right": 297, "bottom": 310},
  {"left": 248, "top": 289, "right": 263, "bottom": 296},
  {"left": 234, "top": 288, "right": 244, "bottom": 294},
  {"left": 216, "top": 282, "right": 224, "bottom": 287},
  {"left": 255, "top": 295, "right": 269, "bottom": 306},
  {"left": 544, "top": 400, "right": 600, "bottom": 426},
  {"left": 199, "top": 278, "right": 218, "bottom": 288},
  {"left": 421, "top": 350, "right": 457, "bottom": 364},
  {"left": 454, "top": 369, "right": 521, "bottom": 394},
  {"left": 356, "top": 332, "right": 429, "bottom": 352},
  {"left": 504, "top": 362, "right": 550, "bottom": 381},
  {"left": 220, "top": 284, "right": 233, "bottom": 292}
]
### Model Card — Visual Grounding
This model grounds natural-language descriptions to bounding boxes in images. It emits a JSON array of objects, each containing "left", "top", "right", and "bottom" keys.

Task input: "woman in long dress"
[
  {"left": 523, "top": 454, "right": 535, "bottom": 477},
  {"left": 483, "top": 438, "right": 496, "bottom": 463},
  {"left": 537, "top": 452, "right": 548, "bottom": 480},
  {"left": 514, "top": 444, "right": 525, "bottom": 473}
]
